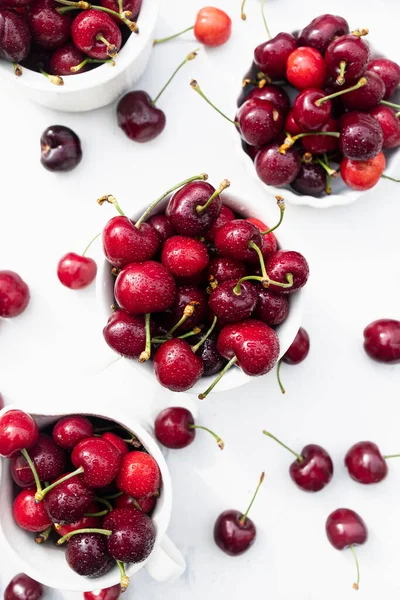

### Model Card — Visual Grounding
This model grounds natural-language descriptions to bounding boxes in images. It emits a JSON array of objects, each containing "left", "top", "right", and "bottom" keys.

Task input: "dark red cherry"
[
  {"left": 190, "top": 331, "right": 226, "bottom": 375},
  {"left": 301, "top": 117, "right": 339, "bottom": 154},
  {"left": 325, "top": 34, "right": 370, "bottom": 85},
  {"left": 71, "top": 437, "right": 121, "bottom": 488},
  {"left": 11, "top": 433, "right": 67, "bottom": 488},
  {"left": 40, "top": 125, "right": 82, "bottom": 172},
  {"left": 0, "top": 9, "right": 31, "bottom": 62},
  {"left": 114, "top": 261, "right": 176, "bottom": 314},
  {"left": 255, "top": 143, "right": 301, "bottom": 186},
  {"left": 103, "top": 507, "right": 156, "bottom": 563},
  {"left": 205, "top": 204, "right": 235, "bottom": 242},
  {"left": 103, "top": 311, "right": 148, "bottom": 359},
  {"left": 72, "top": 10, "right": 121, "bottom": 60},
  {"left": 102, "top": 432, "right": 129, "bottom": 457},
  {"left": 369, "top": 105, "right": 400, "bottom": 148},
  {"left": 168, "top": 285, "right": 207, "bottom": 333},
  {"left": 245, "top": 85, "right": 290, "bottom": 116},
  {"left": 114, "top": 493, "right": 156, "bottom": 514},
  {"left": 207, "top": 257, "right": 246, "bottom": 286},
  {"left": 209, "top": 279, "right": 257, "bottom": 324},
  {"left": 117, "top": 91, "right": 166, "bottom": 143},
  {"left": 116, "top": 451, "right": 160, "bottom": 498},
  {"left": 367, "top": 58, "right": 400, "bottom": 99},
  {"left": 246, "top": 217, "right": 278, "bottom": 259},
  {"left": 0, "top": 393, "right": 4, "bottom": 410},
  {"left": 148, "top": 214, "right": 175, "bottom": 243},
  {"left": 101, "top": 0, "right": 141, "bottom": 20},
  {"left": 155, "top": 406, "right": 223, "bottom": 450},
  {"left": 52, "top": 415, "right": 94, "bottom": 450},
  {"left": 54, "top": 502, "right": 103, "bottom": 537},
  {"left": 363, "top": 319, "right": 400, "bottom": 363},
  {"left": 0, "top": 409, "right": 38, "bottom": 458},
  {"left": 4, "top": 574, "right": 43, "bottom": 600},
  {"left": 291, "top": 163, "right": 326, "bottom": 196},
  {"left": 236, "top": 98, "right": 284, "bottom": 146},
  {"left": 161, "top": 236, "right": 209, "bottom": 278},
  {"left": 254, "top": 32, "right": 297, "bottom": 79},
  {"left": 153, "top": 338, "right": 204, "bottom": 392},
  {"left": 285, "top": 110, "right": 303, "bottom": 136},
  {"left": 266, "top": 250, "right": 309, "bottom": 295},
  {"left": 84, "top": 584, "right": 121, "bottom": 600},
  {"left": 340, "top": 152, "right": 386, "bottom": 191},
  {"left": 0, "top": 271, "right": 30, "bottom": 318},
  {"left": 43, "top": 473, "right": 94, "bottom": 523},
  {"left": 65, "top": 533, "right": 114, "bottom": 577},
  {"left": 166, "top": 180, "right": 223, "bottom": 236},
  {"left": 298, "top": 14, "right": 349, "bottom": 54},
  {"left": 283, "top": 327, "right": 310, "bottom": 364},
  {"left": 29, "top": 0, "right": 72, "bottom": 50},
  {"left": 13, "top": 489, "right": 52, "bottom": 532},
  {"left": 57, "top": 253, "right": 96, "bottom": 289},
  {"left": 254, "top": 287, "right": 289, "bottom": 326},
  {"left": 339, "top": 112, "right": 383, "bottom": 160},
  {"left": 103, "top": 216, "right": 159, "bottom": 268},
  {"left": 341, "top": 71, "right": 385, "bottom": 110},
  {"left": 49, "top": 42, "right": 86, "bottom": 75},
  {"left": 345, "top": 441, "right": 388, "bottom": 484},
  {"left": 286, "top": 47, "right": 327, "bottom": 90},
  {"left": 215, "top": 220, "right": 262, "bottom": 262},
  {"left": 292, "top": 88, "right": 331, "bottom": 131}
]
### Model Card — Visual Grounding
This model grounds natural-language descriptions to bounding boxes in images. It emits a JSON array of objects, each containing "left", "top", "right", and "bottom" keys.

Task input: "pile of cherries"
[
  {"left": 0, "top": 0, "right": 142, "bottom": 82},
  {"left": 0, "top": 408, "right": 161, "bottom": 591},
  {"left": 97, "top": 174, "right": 309, "bottom": 398}
]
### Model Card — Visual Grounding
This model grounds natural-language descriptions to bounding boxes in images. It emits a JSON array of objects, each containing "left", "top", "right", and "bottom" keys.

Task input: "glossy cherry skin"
[
  {"left": 291, "top": 163, "right": 326, "bottom": 197},
  {"left": 29, "top": 0, "right": 71, "bottom": 50},
  {"left": 283, "top": 327, "right": 310, "bottom": 364},
  {"left": 102, "top": 216, "right": 159, "bottom": 267},
  {"left": 236, "top": 98, "right": 284, "bottom": 147},
  {"left": 215, "top": 220, "right": 262, "bottom": 263},
  {"left": 72, "top": 437, "right": 121, "bottom": 488},
  {"left": 367, "top": 58, "right": 400, "bottom": 99},
  {"left": 11, "top": 433, "right": 67, "bottom": 487},
  {"left": 52, "top": 415, "right": 94, "bottom": 450},
  {"left": 155, "top": 407, "right": 195, "bottom": 449},
  {"left": 245, "top": 86, "right": 290, "bottom": 116},
  {"left": 116, "top": 451, "right": 160, "bottom": 498},
  {"left": 117, "top": 91, "right": 166, "bottom": 143},
  {"left": 102, "top": 432, "right": 129, "bottom": 457},
  {"left": 255, "top": 143, "right": 301, "bottom": 186},
  {"left": 341, "top": 152, "right": 385, "bottom": 191},
  {"left": 72, "top": 10, "right": 121, "bottom": 59},
  {"left": 340, "top": 111, "right": 383, "bottom": 160},
  {"left": 285, "top": 110, "right": 303, "bottom": 136},
  {"left": 326, "top": 508, "right": 368, "bottom": 550},
  {"left": 0, "top": 410, "right": 38, "bottom": 458},
  {"left": 103, "top": 311, "right": 147, "bottom": 359},
  {"left": 54, "top": 502, "right": 103, "bottom": 537},
  {"left": 114, "top": 493, "right": 156, "bottom": 514},
  {"left": 115, "top": 261, "right": 176, "bottom": 314},
  {"left": 301, "top": 117, "right": 339, "bottom": 154},
  {"left": 0, "top": 271, "right": 30, "bottom": 318},
  {"left": 191, "top": 331, "right": 226, "bottom": 375},
  {"left": 148, "top": 214, "right": 175, "bottom": 243},
  {"left": 49, "top": 42, "right": 86, "bottom": 75},
  {"left": 342, "top": 71, "right": 385, "bottom": 110},
  {"left": 57, "top": 253, "right": 97, "bottom": 290},
  {"left": 193, "top": 6, "right": 231, "bottom": 47},
  {"left": 287, "top": 47, "right": 327, "bottom": 90},
  {"left": 65, "top": 533, "right": 114, "bottom": 577},
  {"left": 369, "top": 106, "right": 400, "bottom": 148},
  {"left": 254, "top": 288, "right": 289, "bottom": 326},
  {"left": 209, "top": 280, "right": 257, "bottom": 325},
  {"left": 166, "top": 181, "right": 222, "bottom": 236},
  {"left": 40, "top": 125, "right": 82, "bottom": 172},
  {"left": 214, "top": 510, "right": 256, "bottom": 556},
  {"left": 207, "top": 257, "right": 246, "bottom": 286},
  {"left": 254, "top": 32, "right": 297, "bottom": 80},
  {"left": 153, "top": 338, "right": 204, "bottom": 392},
  {"left": 104, "top": 507, "right": 156, "bottom": 563},
  {"left": 205, "top": 205, "right": 235, "bottom": 242},
  {"left": 245, "top": 217, "right": 277, "bottom": 259},
  {"left": 101, "top": 0, "right": 141, "bottom": 21},
  {"left": 84, "top": 585, "right": 121, "bottom": 600},
  {"left": 290, "top": 444, "right": 333, "bottom": 492},
  {"left": 345, "top": 441, "right": 388, "bottom": 484},
  {"left": 293, "top": 88, "right": 331, "bottom": 131},
  {"left": 0, "top": 9, "right": 31, "bottom": 62},
  {"left": 161, "top": 236, "right": 209, "bottom": 278},
  {"left": 168, "top": 284, "right": 207, "bottom": 333},
  {"left": 266, "top": 250, "right": 309, "bottom": 295},
  {"left": 44, "top": 473, "right": 94, "bottom": 523},
  {"left": 4, "top": 574, "right": 43, "bottom": 600},
  {"left": 363, "top": 319, "right": 400, "bottom": 363},
  {"left": 298, "top": 14, "right": 349, "bottom": 55},
  {"left": 218, "top": 319, "right": 279, "bottom": 376},
  {"left": 13, "top": 489, "right": 52, "bottom": 532},
  {"left": 325, "top": 34, "right": 370, "bottom": 84}
]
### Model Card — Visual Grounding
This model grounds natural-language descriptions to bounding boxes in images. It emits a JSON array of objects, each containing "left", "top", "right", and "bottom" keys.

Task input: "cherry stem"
[
  {"left": 383, "top": 453, "right": 400, "bottom": 459},
  {"left": 20, "top": 448, "right": 42, "bottom": 494},
  {"left": 40, "top": 68, "right": 63, "bottom": 86},
  {"left": 190, "top": 80, "right": 239, "bottom": 126},
  {"left": 139, "top": 313, "right": 151, "bottom": 363},
  {"left": 276, "top": 359, "right": 286, "bottom": 394},
  {"left": 35, "top": 466, "right": 84, "bottom": 502},
  {"left": 239, "top": 472, "right": 265, "bottom": 525},
  {"left": 82, "top": 232, "right": 102, "bottom": 256},
  {"left": 102, "top": 491, "right": 123, "bottom": 500},
  {"left": 135, "top": 173, "right": 208, "bottom": 229},
  {"left": 166, "top": 302, "right": 199, "bottom": 337},
  {"left": 349, "top": 544, "right": 360, "bottom": 591},
  {"left": 13, "top": 63, "right": 23, "bottom": 76},
  {"left": 57, "top": 527, "right": 112, "bottom": 545},
  {"left": 188, "top": 424, "right": 224, "bottom": 449},
  {"left": 117, "top": 560, "right": 130, "bottom": 592},
  {"left": 196, "top": 179, "right": 230, "bottom": 214},
  {"left": 382, "top": 174, "right": 400, "bottom": 183},
  {"left": 233, "top": 275, "right": 263, "bottom": 294},
  {"left": 198, "top": 355, "right": 238, "bottom": 399},
  {"left": 97, "top": 194, "right": 126, "bottom": 216},
  {"left": 96, "top": 34, "right": 118, "bottom": 58},
  {"left": 261, "top": 0, "right": 272, "bottom": 39},
  {"left": 94, "top": 496, "right": 113, "bottom": 511},
  {"left": 315, "top": 77, "right": 367, "bottom": 106},
  {"left": 248, "top": 241, "right": 268, "bottom": 279},
  {"left": 337, "top": 60, "right": 347, "bottom": 85},
  {"left": 130, "top": 497, "right": 143, "bottom": 511},
  {"left": 121, "top": 436, "right": 142, "bottom": 448},
  {"left": 84, "top": 509, "right": 109, "bottom": 517},
  {"left": 351, "top": 28, "right": 369, "bottom": 37},
  {"left": 261, "top": 196, "right": 285, "bottom": 235},
  {"left": 151, "top": 327, "right": 202, "bottom": 344},
  {"left": 262, "top": 430, "right": 303, "bottom": 462},
  {"left": 240, "top": 0, "right": 247, "bottom": 20},
  {"left": 91, "top": 5, "right": 138, "bottom": 32},
  {"left": 381, "top": 99, "right": 400, "bottom": 110},
  {"left": 279, "top": 131, "right": 340, "bottom": 154},
  {"left": 191, "top": 315, "right": 217, "bottom": 353},
  {"left": 153, "top": 49, "right": 198, "bottom": 105},
  {"left": 35, "top": 526, "right": 52, "bottom": 544},
  {"left": 153, "top": 25, "right": 194, "bottom": 46},
  {"left": 315, "top": 156, "right": 338, "bottom": 178},
  {"left": 71, "top": 57, "right": 115, "bottom": 73}
]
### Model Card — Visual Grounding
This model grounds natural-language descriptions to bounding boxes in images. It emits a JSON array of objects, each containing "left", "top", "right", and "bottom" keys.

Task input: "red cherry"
[
  {"left": 254, "top": 288, "right": 289, "bottom": 326},
  {"left": 100, "top": 0, "right": 141, "bottom": 21},
  {"left": 341, "top": 71, "right": 385, "bottom": 110},
  {"left": 0, "top": 409, "right": 38, "bottom": 458},
  {"left": 114, "top": 493, "right": 156, "bottom": 514},
  {"left": 155, "top": 406, "right": 224, "bottom": 450},
  {"left": 148, "top": 214, "right": 175, "bottom": 243},
  {"left": 102, "top": 507, "right": 156, "bottom": 564},
  {"left": 71, "top": 437, "right": 121, "bottom": 488},
  {"left": 325, "top": 33, "right": 370, "bottom": 85},
  {"left": 117, "top": 91, "right": 166, "bottom": 143},
  {"left": 52, "top": 415, "right": 94, "bottom": 450},
  {"left": 102, "top": 432, "right": 129, "bottom": 457},
  {"left": 49, "top": 42, "right": 86, "bottom": 75},
  {"left": 215, "top": 220, "right": 262, "bottom": 263},
  {"left": 4, "top": 574, "right": 43, "bottom": 600},
  {"left": 367, "top": 58, "right": 400, "bottom": 99},
  {"left": 116, "top": 451, "right": 160, "bottom": 498},
  {"left": 298, "top": 14, "right": 349, "bottom": 55},
  {"left": 345, "top": 441, "right": 388, "bottom": 484},
  {"left": 102, "top": 216, "right": 159, "bottom": 268},
  {"left": 13, "top": 488, "right": 52, "bottom": 532},
  {"left": 207, "top": 256, "right": 246, "bottom": 287},
  {"left": 301, "top": 117, "right": 339, "bottom": 154},
  {"left": 29, "top": 0, "right": 71, "bottom": 50},
  {"left": 285, "top": 110, "right": 304, "bottom": 136},
  {"left": 166, "top": 180, "right": 224, "bottom": 237},
  {"left": 71, "top": 10, "right": 121, "bottom": 60},
  {"left": 292, "top": 88, "right": 331, "bottom": 131},
  {"left": 369, "top": 105, "right": 400, "bottom": 148},
  {"left": 266, "top": 250, "right": 310, "bottom": 295},
  {"left": 57, "top": 252, "right": 97, "bottom": 290},
  {"left": 193, "top": 7, "right": 231, "bottom": 47},
  {"left": 255, "top": 143, "right": 301, "bottom": 186},
  {"left": 84, "top": 585, "right": 121, "bottom": 600},
  {"left": 153, "top": 338, "right": 204, "bottom": 392},
  {"left": 246, "top": 217, "right": 277, "bottom": 258},
  {"left": 283, "top": 327, "right": 310, "bottom": 364},
  {"left": 286, "top": 47, "right": 327, "bottom": 90},
  {"left": 0, "top": 271, "right": 30, "bottom": 318},
  {"left": 54, "top": 502, "right": 103, "bottom": 537},
  {"left": 209, "top": 279, "right": 257, "bottom": 324},
  {"left": 161, "top": 236, "right": 209, "bottom": 278},
  {"left": 205, "top": 205, "right": 235, "bottom": 242},
  {"left": 340, "top": 152, "right": 385, "bottom": 191},
  {"left": 254, "top": 33, "right": 297, "bottom": 80},
  {"left": 167, "top": 284, "right": 207, "bottom": 333},
  {"left": 43, "top": 473, "right": 94, "bottom": 523},
  {"left": 363, "top": 318, "right": 400, "bottom": 363},
  {"left": 0, "top": 9, "right": 31, "bottom": 63},
  {"left": 245, "top": 86, "right": 290, "bottom": 117},
  {"left": 65, "top": 533, "right": 114, "bottom": 578},
  {"left": 103, "top": 311, "right": 149, "bottom": 359},
  {"left": 291, "top": 163, "right": 326, "bottom": 197},
  {"left": 11, "top": 433, "right": 67, "bottom": 488},
  {"left": 236, "top": 98, "right": 284, "bottom": 146},
  {"left": 114, "top": 261, "right": 176, "bottom": 314}
]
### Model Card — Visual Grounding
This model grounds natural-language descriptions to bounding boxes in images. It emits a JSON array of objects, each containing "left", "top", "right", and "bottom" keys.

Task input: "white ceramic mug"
[{"left": 0, "top": 404, "right": 186, "bottom": 592}]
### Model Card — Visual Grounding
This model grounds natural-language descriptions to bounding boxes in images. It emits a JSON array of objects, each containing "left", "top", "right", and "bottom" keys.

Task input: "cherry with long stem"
[
  {"left": 190, "top": 79, "right": 239, "bottom": 126},
  {"left": 240, "top": 472, "right": 265, "bottom": 525},
  {"left": 314, "top": 76, "right": 367, "bottom": 106},
  {"left": 262, "top": 430, "right": 304, "bottom": 462},
  {"left": 349, "top": 545, "right": 360, "bottom": 591},
  {"left": 20, "top": 448, "right": 43, "bottom": 494},
  {"left": 382, "top": 174, "right": 400, "bottom": 183},
  {"left": 153, "top": 25, "right": 194, "bottom": 45},
  {"left": 260, "top": 0, "right": 271, "bottom": 39},
  {"left": 191, "top": 316, "right": 217, "bottom": 353},
  {"left": 231, "top": 242, "right": 294, "bottom": 292},
  {"left": 152, "top": 49, "right": 198, "bottom": 105},
  {"left": 189, "top": 423, "right": 224, "bottom": 449},
  {"left": 197, "top": 179, "right": 230, "bottom": 214},
  {"left": 35, "top": 469, "right": 84, "bottom": 502},
  {"left": 198, "top": 356, "right": 238, "bottom": 400},
  {"left": 276, "top": 360, "right": 286, "bottom": 394},
  {"left": 55, "top": 0, "right": 138, "bottom": 32}
]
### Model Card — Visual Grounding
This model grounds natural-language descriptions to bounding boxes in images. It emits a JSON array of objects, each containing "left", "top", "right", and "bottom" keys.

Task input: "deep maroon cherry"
[
  {"left": 52, "top": 415, "right": 94, "bottom": 450},
  {"left": 266, "top": 250, "right": 309, "bottom": 295},
  {"left": 103, "top": 311, "right": 148, "bottom": 359},
  {"left": 29, "top": 0, "right": 72, "bottom": 50},
  {"left": 13, "top": 488, "right": 52, "bottom": 532},
  {"left": 244, "top": 85, "right": 290, "bottom": 116},
  {"left": 11, "top": 433, "right": 67, "bottom": 488},
  {"left": 71, "top": 437, "right": 121, "bottom": 488},
  {"left": 215, "top": 220, "right": 262, "bottom": 262},
  {"left": 115, "top": 261, "right": 176, "bottom": 314},
  {"left": 363, "top": 319, "right": 400, "bottom": 363},
  {"left": 72, "top": 10, "right": 121, "bottom": 60},
  {"left": 286, "top": 47, "right": 327, "bottom": 90},
  {"left": 325, "top": 33, "right": 370, "bottom": 85},
  {"left": 43, "top": 473, "right": 94, "bottom": 523},
  {"left": 116, "top": 451, "right": 160, "bottom": 498},
  {"left": 0, "top": 271, "right": 30, "bottom": 318},
  {"left": 0, "top": 9, "right": 31, "bottom": 62},
  {"left": 367, "top": 58, "right": 400, "bottom": 99},
  {"left": 153, "top": 338, "right": 204, "bottom": 392},
  {"left": 114, "top": 493, "right": 156, "bottom": 514},
  {"left": 117, "top": 91, "right": 166, "bottom": 143},
  {"left": 254, "top": 33, "right": 297, "bottom": 79},
  {"left": 101, "top": 0, "right": 141, "bottom": 20},
  {"left": 155, "top": 406, "right": 224, "bottom": 449},
  {"left": 285, "top": 110, "right": 303, "bottom": 136},
  {"left": 161, "top": 236, "right": 209, "bottom": 278},
  {"left": 254, "top": 287, "right": 289, "bottom": 326},
  {"left": 102, "top": 507, "right": 156, "bottom": 564},
  {"left": 84, "top": 585, "right": 121, "bottom": 600},
  {"left": 345, "top": 441, "right": 389, "bottom": 484},
  {"left": 40, "top": 125, "right": 82, "bottom": 172},
  {"left": 341, "top": 71, "right": 385, "bottom": 110},
  {"left": 369, "top": 106, "right": 400, "bottom": 148},
  {"left": 102, "top": 216, "right": 159, "bottom": 267},
  {"left": 207, "top": 257, "right": 246, "bottom": 287},
  {"left": 293, "top": 88, "right": 331, "bottom": 131},
  {"left": 168, "top": 285, "right": 207, "bottom": 333},
  {"left": 0, "top": 409, "right": 38, "bottom": 458},
  {"left": 236, "top": 97, "right": 284, "bottom": 146},
  {"left": 255, "top": 143, "right": 301, "bottom": 186},
  {"left": 57, "top": 252, "right": 97, "bottom": 289},
  {"left": 54, "top": 502, "right": 103, "bottom": 538},
  {"left": 283, "top": 327, "right": 310, "bottom": 364},
  {"left": 65, "top": 533, "right": 114, "bottom": 577},
  {"left": 301, "top": 117, "right": 339, "bottom": 154},
  {"left": 49, "top": 43, "right": 86, "bottom": 75},
  {"left": 291, "top": 163, "right": 326, "bottom": 196},
  {"left": 298, "top": 14, "right": 349, "bottom": 54},
  {"left": 190, "top": 331, "right": 226, "bottom": 375},
  {"left": 4, "top": 574, "right": 43, "bottom": 600},
  {"left": 205, "top": 205, "right": 235, "bottom": 242},
  {"left": 148, "top": 213, "right": 175, "bottom": 243},
  {"left": 209, "top": 279, "right": 257, "bottom": 324}
]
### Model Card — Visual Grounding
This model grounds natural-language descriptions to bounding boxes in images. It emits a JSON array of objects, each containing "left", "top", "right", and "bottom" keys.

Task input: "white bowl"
[
  {"left": 96, "top": 185, "right": 305, "bottom": 394},
  {"left": 0, "top": 404, "right": 186, "bottom": 592},
  {"left": 0, "top": 0, "right": 160, "bottom": 112}
]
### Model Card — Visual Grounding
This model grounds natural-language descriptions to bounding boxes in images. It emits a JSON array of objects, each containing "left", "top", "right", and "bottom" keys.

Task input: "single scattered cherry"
[
  {"left": 0, "top": 271, "right": 30, "bottom": 318},
  {"left": 4, "top": 574, "right": 43, "bottom": 600},
  {"left": 57, "top": 252, "right": 97, "bottom": 290},
  {"left": 344, "top": 441, "right": 394, "bottom": 484},
  {"left": 154, "top": 6, "right": 231, "bottom": 47},
  {"left": 155, "top": 406, "right": 224, "bottom": 449},
  {"left": 363, "top": 318, "right": 400, "bottom": 363},
  {"left": 40, "top": 125, "right": 82, "bottom": 172},
  {"left": 283, "top": 327, "right": 310, "bottom": 364}
]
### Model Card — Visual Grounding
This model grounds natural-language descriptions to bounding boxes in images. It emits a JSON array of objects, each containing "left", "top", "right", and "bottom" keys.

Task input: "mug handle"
[{"left": 145, "top": 535, "right": 186, "bottom": 582}]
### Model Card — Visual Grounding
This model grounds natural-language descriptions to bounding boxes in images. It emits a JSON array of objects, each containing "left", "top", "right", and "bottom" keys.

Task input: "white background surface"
[{"left": 1, "top": 0, "right": 400, "bottom": 598}]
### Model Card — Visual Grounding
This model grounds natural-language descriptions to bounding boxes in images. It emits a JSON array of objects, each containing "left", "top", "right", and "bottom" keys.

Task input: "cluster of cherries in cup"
[
  {"left": 0, "top": 408, "right": 161, "bottom": 591},
  {"left": 226, "top": 13, "right": 400, "bottom": 196}
]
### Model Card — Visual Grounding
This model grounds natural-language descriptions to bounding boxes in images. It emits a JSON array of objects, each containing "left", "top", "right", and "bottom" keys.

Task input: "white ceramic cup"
[
  {"left": 0, "top": 0, "right": 161, "bottom": 112},
  {"left": 95, "top": 184, "right": 306, "bottom": 394},
  {"left": 0, "top": 404, "right": 186, "bottom": 592}
]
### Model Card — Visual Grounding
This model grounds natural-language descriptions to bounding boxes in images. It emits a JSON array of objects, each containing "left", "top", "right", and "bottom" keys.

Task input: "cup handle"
[{"left": 145, "top": 535, "right": 186, "bottom": 582}]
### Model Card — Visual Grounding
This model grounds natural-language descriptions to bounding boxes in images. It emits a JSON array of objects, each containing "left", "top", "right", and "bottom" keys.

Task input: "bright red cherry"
[
  {"left": 325, "top": 33, "right": 370, "bottom": 85},
  {"left": 71, "top": 437, "right": 121, "bottom": 488},
  {"left": 84, "top": 585, "right": 121, "bottom": 600},
  {"left": 57, "top": 252, "right": 97, "bottom": 290},
  {"left": 369, "top": 105, "right": 400, "bottom": 148},
  {"left": 345, "top": 441, "right": 388, "bottom": 484},
  {"left": 29, "top": 0, "right": 71, "bottom": 50},
  {"left": 205, "top": 204, "right": 235, "bottom": 242},
  {"left": 254, "top": 288, "right": 289, "bottom": 326},
  {"left": 103, "top": 311, "right": 148, "bottom": 359},
  {"left": 0, "top": 271, "right": 30, "bottom": 318},
  {"left": 166, "top": 180, "right": 224, "bottom": 237},
  {"left": 266, "top": 250, "right": 309, "bottom": 295},
  {"left": 13, "top": 488, "right": 52, "bottom": 532},
  {"left": 286, "top": 47, "right": 327, "bottom": 90},
  {"left": 254, "top": 33, "right": 297, "bottom": 80},
  {"left": 116, "top": 451, "right": 160, "bottom": 498},
  {"left": 161, "top": 236, "right": 209, "bottom": 278},
  {"left": 209, "top": 279, "right": 257, "bottom": 324},
  {"left": 298, "top": 14, "right": 349, "bottom": 54},
  {"left": 102, "top": 432, "right": 129, "bottom": 457},
  {"left": 193, "top": 7, "right": 232, "bottom": 47},
  {"left": 340, "top": 152, "right": 385, "bottom": 191},
  {"left": 0, "top": 409, "right": 38, "bottom": 458},
  {"left": 52, "top": 415, "right": 94, "bottom": 450},
  {"left": 102, "top": 215, "right": 159, "bottom": 268},
  {"left": 155, "top": 406, "right": 224, "bottom": 449},
  {"left": 367, "top": 58, "right": 400, "bottom": 99},
  {"left": 11, "top": 433, "right": 67, "bottom": 488},
  {"left": 255, "top": 143, "right": 301, "bottom": 186},
  {"left": 72, "top": 10, "right": 122, "bottom": 60},
  {"left": 214, "top": 220, "right": 262, "bottom": 263},
  {"left": 0, "top": 9, "right": 31, "bottom": 63},
  {"left": 363, "top": 319, "right": 400, "bottom": 363},
  {"left": 4, "top": 574, "right": 43, "bottom": 600},
  {"left": 153, "top": 338, "right": 204, "bottom": 392},
  {"left": 114, "top": 261, "right": 176, "bottom": 314},
  {"left": 49, "top": 42, "right": 86, "bottom": 75},
  {"left": 283, "top": 327, "right": 310, "bottom": 364},
  {"left": 236, "top": 98, "right": 284, "bottom": 146},
  {"left": 292, "top": 88, "right": 331, "bottom": 131}
]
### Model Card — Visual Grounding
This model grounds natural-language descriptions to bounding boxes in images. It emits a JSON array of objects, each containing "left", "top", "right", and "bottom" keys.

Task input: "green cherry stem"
[
  {"left": 246, "top": 242, "right": 294, "bottom": 290},
  {"left": 94, "top": 496, "right": 113, "bottom": 511},
  {"left": 191, "top": 316, "right": 217, "bottom": 353},
  {"left": 349, "top": 545, "right": 360, "bottom": 591},
  {"left": 239, "top": 472, "right": 265, "bottom": 525},
  {"left": 166, "top": 303, "right": 199, "bottom": 337},
  {"left": 262, "top": 430, "right": 303, "bottom": 462},
  {"left": 196, "top": 179, "right": 230, "bottom": 214},
  {"left": 279, "top": 131, "right": 340, "bottom": 154},
  {"left": 383, "top": 453, "right": 400, "bottom": 459},
  {"left": 151, "top": 326, "right": 202, "bottom": 344},
  {"left": 40, "top": 68, "right": 64, "bottom": 86},
  {"left": 117, "top": 560, "right": 130, "bottom": 592},
  {"left": 35, "top": 526, "right": 52, "bottom": 544},
  {"left": 20, "top": 449, "right": 42, "bottom": 494},
  {"left": 35, "top": 466, "right": 84, "bottom": 502},
  {"left": 315, "top": 156, "right": 338, "bottom": 178},
  {"left": 248, "top": 241, "right": 268, "bottom": 279},
  {"left": 84, "top": 509, "right": 109, "bottom": 517},
  {"left": 153, "top": 49, "right": 198, "bottom": 105},
  {"left": 82, "top": 232, "right": 102, "bottom": 257},
  {"left": 315, "top": 76, "right": 367, "bottom": 106},
  {"left": 71, "top": 57, "right": 115, "bottom": 73},
  {"left": 381, "top": 174, "right": 400, "bottom": 183},
  {"left": 139, "top": 313, "right": 151, "bottom": 363},
  {"left": 190, "top": 79, "right": 239, "bottom": 126},
  {"left": 261, "top": 0, "right": 272, "bottom": 39},
  {"left": 153, "top": 25, "right": 194, "bottom": 46},
  {"left": 261, "top": 196, "right": 285, "bottom": 235},
  {"left": 276, "top": 359, "right": 285, "bottom": 394},
  {"left": 57, "top": 527, "right": 112, "bottom": 545},
  {"left": 381, "top": 99, "right": 400, "bottom": 111},
  {"left": 97, "top": 194, "right": 126, "bottom": 216},
  {"left": 336, "top": 60, "right": 347, "bottom": 85},
  {"left": 240, "top": 0, "right": 247, "bottom": 20},
  {"left": 188, "top": 424, "right": 224, "bottom": 449},
  {"left": 96, "top": 34, "right": 118, "bottom": 58},
  {"left": 198, "top": 355, "right": 238, "bottom": 399}
]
